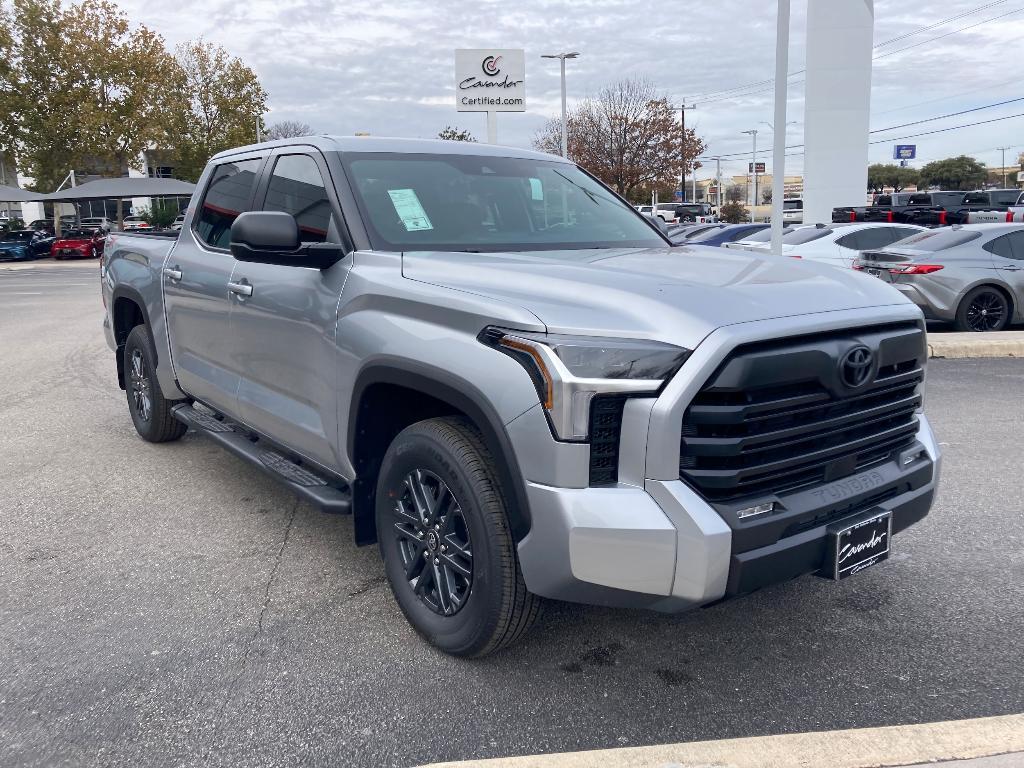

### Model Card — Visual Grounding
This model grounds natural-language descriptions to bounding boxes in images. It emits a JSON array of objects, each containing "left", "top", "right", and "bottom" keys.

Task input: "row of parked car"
[
  {"left": 0, "top": 223, "right": 107, "bottom": 261},
  {"left": 668, "top": 219, "right": 1024, "bottom": 332},
  {"left": 833, "top": 188, "right": 1024, "bottom": 226}
]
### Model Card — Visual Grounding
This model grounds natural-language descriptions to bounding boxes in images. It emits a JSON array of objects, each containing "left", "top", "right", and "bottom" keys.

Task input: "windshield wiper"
[{"left": 552, "top": 170, "right": 608, "bottom": 207}]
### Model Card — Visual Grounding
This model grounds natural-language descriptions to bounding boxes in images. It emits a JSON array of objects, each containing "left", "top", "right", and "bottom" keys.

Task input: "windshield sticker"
[
  {"left": 387, "top": 189, "right": 433, "bottom": 231},
  {"left": 529, "top": 178, "right": 544, "bottom": 200}
]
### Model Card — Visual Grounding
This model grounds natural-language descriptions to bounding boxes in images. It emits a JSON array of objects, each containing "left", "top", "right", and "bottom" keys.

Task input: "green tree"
[
  {"left": 167, "top": 40, "right": 268, "bottom": 182},
  {"left": 437, "top": 125, "right": 477, "bottom": 142},
  {"left": 719, "top": 201, "right": 748, "bottom": 223},
  {"left": 867, "top": 163, "right": 920, "bottom": 193},
  {"left": 918, "top": 155, "right": 987, "bottom": 190},
  {"left": 140, "top": 198, "right": 178, "bottom": 228},
  {"left": 0, "top": 3, "right": 16, "bottom": 157}
]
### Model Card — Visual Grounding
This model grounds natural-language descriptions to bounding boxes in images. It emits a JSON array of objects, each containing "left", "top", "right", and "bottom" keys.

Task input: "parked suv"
[{"left": 101, "top": 137, "right": 940, "bottom": 656}]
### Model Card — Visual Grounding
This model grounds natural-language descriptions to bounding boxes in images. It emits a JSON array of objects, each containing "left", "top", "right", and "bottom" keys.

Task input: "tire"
[
  {"left": 375, "top": 417, "right": 540, "bottom": 657},
  {"left": 954, "top": 286, "right": 1010, "bottom": 332},
  {"left": 123, "top": 324, "right": 187, "bottom": 442}
]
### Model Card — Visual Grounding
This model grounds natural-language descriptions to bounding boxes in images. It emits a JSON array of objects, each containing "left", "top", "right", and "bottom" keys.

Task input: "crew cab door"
[
  {"left": 986, "top": 231, "right": 1024, "bottom": 315},
  {"left": 163, "top": 153, "right": 264, "bottom": 416},
  {"left": 227, "top": 149, "right": 353, "bottom": 471}
]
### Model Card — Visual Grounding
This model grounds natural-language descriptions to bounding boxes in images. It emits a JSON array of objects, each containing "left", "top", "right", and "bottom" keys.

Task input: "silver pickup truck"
[{"left": 101, "top": 136, "right": 940, "bottom": 657}]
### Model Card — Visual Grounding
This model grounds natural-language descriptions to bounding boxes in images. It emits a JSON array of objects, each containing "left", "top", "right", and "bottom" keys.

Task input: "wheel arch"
[
  {"left": 348, "top": 362, "right": 532, "bottom": 547},
  {"left": 110, "top": 286, "right": 153, "bottom": 389}
]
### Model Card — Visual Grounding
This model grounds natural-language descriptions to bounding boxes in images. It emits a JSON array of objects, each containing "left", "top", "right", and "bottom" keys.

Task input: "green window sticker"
[
  {"left": 387, "top": 188, "right": 433, "bottom": 231},
  {"left": 529, "top": 178, "right": 544, "bottom": 200}
]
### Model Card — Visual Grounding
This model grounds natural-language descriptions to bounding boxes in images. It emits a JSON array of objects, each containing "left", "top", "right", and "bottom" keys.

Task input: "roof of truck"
[{"left": 211, "top": 135, "right": 569, "bottom": 164}]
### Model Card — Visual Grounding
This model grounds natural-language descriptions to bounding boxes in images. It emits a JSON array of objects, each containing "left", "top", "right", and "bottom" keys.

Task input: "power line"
[
  {"left": 869, "top": 96, "right": 1024, "bottom": 133},
  {"left": 687, "top": 4, "right": 1024, "bottom": 105}
]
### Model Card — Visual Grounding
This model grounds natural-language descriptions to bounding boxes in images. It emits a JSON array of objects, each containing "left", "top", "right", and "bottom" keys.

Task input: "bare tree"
[
  {"left": 532, "top": 78, "right": 706, "bottom": 199},
  {"left": 266, "top": 120, "right": 313, "bottom": 140}
]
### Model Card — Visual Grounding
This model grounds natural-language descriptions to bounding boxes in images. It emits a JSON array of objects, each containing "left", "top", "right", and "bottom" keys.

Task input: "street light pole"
[
  {"left": 541, "top": 52, "right": 580, "bottom": 158},
  {"left": 997, "top": 146, "right": 1010, "bottom": 188},
  {"left": 677, "top": 101, "right": 695, "bottom": 202},
  {"left": 742, "top": 129, "right": 758, "bottom": 222},
  {"left": 769, "top": 0, "right": 791, "bottom": 254}
]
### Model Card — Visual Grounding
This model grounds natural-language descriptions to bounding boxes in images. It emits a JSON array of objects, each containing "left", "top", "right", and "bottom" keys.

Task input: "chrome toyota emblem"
[{"left": 840, "top": 346, "right": 873, "bottom": 388}]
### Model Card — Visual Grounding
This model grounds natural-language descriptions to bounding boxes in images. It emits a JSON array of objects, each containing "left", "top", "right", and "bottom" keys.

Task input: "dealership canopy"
[
  {"left": 40, "top": 177, "right": 195, "bottom": 201},
  {"left": 0, "top": 184, "right": 43, "bottom": 202}
]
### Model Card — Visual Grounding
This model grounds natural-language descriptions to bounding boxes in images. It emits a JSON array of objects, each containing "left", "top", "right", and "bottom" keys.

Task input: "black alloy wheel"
[
  {"left": 392, "top": 468, "right": 473, "bottom": 616},
  {"left": 957, "top": 287, "right": 1009, "bottom": 332}
]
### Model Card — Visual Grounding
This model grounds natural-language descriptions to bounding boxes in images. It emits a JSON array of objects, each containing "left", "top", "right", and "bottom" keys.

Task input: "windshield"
[
  {"left": 59, "top": 229, "right": 95, "bottom": 239},
  {"left": 1, "top": 231, "right": 32, "bottom": 242},
  {"left": 783, "top": 226, "right": 834, "bottom": 244},
  {"left": 675, "top": 205, "right": 703, "bottom": 214},
  {"left": 342, "top": 153, "right": 666, "bottom": 253}
]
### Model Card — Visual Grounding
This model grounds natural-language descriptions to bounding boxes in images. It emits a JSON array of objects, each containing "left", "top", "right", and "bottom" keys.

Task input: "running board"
[{"left": 170, "top": 403, "right": 352, "bottom": 514}]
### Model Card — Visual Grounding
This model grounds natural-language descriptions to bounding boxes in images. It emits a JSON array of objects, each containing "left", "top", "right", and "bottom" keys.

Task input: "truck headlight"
[{"left": 481, "top": 327, "right": 690, "bottom": 441}]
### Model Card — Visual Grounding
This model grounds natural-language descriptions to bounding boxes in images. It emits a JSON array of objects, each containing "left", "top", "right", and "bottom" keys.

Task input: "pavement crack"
[{"left": 211, "top": 500, "right": 299, "bottom": 742}]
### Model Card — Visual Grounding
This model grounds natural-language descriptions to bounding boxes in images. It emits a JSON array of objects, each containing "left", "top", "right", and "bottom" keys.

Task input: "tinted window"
[
  {"left": 930, "top": 192, "right": 967, "bottom": 209},
  {"left": 908, "top": 194, "right": 932, "bottom": 205},
  {"left": 984, "top": 232, "right": 1024, "bottom": 260},
  {"left": 783, "top": 199, "right": 802, "bottom": 210},
  {"left": 891, "top": 227, "right": 921, "bottom": 243},
  {"left": 783, "top": 227, "right": 833, "bottom": 245},
  {"left": 897, "top": 229, "right": 982, "bottom": 251},
  {"left": 343, "top": 153, "right": 666, "bottom": 253},
  {"left": 743, "top": 226, "right": 795, "bottom": 243},
  {"left": 990, "top": 190, "right": 1021, "bottom": 206},
  {"left": 263, "top": 154, "right": 335, "bottom": 243},
  {"left": 195, "top": 158, "right": 262, "bottom": 249},
  {"left": 962, "top": 192, "right": 989, "bottom": 206},
  {"left": 1, "top": 231, "right": 33, "bottom": 242}
]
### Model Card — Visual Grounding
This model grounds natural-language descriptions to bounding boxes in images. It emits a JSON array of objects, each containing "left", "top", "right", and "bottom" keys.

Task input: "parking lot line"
[{"left": 420, "top": 714, "right": 1024, "bottom": 768}]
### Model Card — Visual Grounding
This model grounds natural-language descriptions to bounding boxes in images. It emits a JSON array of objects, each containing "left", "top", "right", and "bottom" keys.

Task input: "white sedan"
[{"left": 725, "top": 222, "right": 927, "bottom": 268}]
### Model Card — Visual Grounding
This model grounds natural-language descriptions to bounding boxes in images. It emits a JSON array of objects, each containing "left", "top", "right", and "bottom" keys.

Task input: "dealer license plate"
[{"left": 828, "top": 510, "right": 892, "bottom": 580}]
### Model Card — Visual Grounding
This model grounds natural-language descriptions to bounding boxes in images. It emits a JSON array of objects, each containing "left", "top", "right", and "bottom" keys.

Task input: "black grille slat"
[
  {"left": 679, "top": 325, "right": 924, "bottom": 501},
  {"left": 589, "top": 396, "right": 627, "bottom": 485}
]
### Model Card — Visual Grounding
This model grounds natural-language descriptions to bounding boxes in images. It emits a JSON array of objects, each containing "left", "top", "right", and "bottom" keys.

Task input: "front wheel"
[
  {"left": 375, "top": 417, "right": 540, "bottom": 657},
  {"left": 955, "top": 286, "right": 1010, "bottom": 332},
  {"left": 123, "top": 324, "right": 187, "bottom": 442}
]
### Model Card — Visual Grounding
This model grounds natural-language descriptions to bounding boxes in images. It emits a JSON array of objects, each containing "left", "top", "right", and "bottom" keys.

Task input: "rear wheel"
[
  {"left": 123, "top": 324, "right": 187, "bottom": 442},
  {"left": 955, "top": 286, "right": 1010, "bottom": 332},
  {"left": 375, "top": 417, "right": 540, "bottom": 657}
]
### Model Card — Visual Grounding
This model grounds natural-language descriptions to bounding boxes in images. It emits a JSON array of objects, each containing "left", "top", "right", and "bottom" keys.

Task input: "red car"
[{"left": 51, "top": 228, "right": 106, "bottom": 260}]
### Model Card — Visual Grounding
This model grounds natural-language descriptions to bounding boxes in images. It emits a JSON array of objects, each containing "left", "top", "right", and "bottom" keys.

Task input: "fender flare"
[
  {"left": 348, "top": 360, "right": 533, "bottom": 545},
  {"left": 109, "top": 285, "right": 155, "bottom": 387}
]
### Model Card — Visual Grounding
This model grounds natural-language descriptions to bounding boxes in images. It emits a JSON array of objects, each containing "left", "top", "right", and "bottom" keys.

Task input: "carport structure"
[
  {"left": 38, "top": 177, "right": 196, "bottom": 235},
  {"left": 0, "top": 184, "right": 42, "bottom": 220}
]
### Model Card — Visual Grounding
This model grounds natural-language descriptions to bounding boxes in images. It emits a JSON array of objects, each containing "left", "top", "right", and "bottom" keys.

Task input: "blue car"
[
  {"left": 0, "top": 229, "right": 55, "bottom": 261},
  {"left": 683, "top": 223, "right": 770, "bottom": 247}
]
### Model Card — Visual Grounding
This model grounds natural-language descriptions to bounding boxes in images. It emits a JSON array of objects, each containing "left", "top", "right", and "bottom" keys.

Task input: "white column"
[{"left": 802, "top": 0, "right": 874, "bottom": 225}]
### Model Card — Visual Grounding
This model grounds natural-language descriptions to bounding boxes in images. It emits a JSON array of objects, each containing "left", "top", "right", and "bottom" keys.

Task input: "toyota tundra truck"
[{"left": 100, "top": 136, "right": 941, "bottom": 657}]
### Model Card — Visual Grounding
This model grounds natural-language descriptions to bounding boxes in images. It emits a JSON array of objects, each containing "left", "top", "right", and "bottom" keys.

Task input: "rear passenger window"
[
  {"left": 194, "top": 158, "right": 262, "bottom": 249},
  {"left": 985, "top": 234, "right": 1016, "bottom": 260},
  {"left": 837, "top": 228, "right": 895, "bottom": 251},
  {"left": 263, "top": 154, "right": 336, "bottom": 243}
]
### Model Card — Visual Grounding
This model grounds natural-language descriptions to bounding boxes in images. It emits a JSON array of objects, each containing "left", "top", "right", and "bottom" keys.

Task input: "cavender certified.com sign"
[{"left": 455, "top": 49, "right": 525, "bottom": 112}]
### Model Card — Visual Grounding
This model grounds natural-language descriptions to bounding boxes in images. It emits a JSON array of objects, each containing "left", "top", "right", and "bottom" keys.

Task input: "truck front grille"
[
  {"left": 589, "top": 395, "right": 627, "bottom": 485},
  {"left": 679, "top": 324, "right": 925, "bottom": 501}
]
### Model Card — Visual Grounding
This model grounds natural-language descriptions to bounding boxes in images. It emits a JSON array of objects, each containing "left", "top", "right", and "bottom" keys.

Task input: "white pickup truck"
[{"left": 965, "top": 191, "right": 1024, "bottom": 224}]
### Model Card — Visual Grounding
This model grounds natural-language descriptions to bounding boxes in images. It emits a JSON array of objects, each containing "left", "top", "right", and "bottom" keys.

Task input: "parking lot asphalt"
[{"left": 1, "top": 261, "right": 1023, "bottom": 768}]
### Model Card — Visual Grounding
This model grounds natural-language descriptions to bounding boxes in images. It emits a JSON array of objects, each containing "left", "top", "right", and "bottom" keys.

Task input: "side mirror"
[{"left": 230, "top": 211, "right": 343, "bottom": 270}]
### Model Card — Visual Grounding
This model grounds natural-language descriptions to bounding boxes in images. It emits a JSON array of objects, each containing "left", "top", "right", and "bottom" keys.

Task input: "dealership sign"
[
  {"left": 455, "top": 49, "right": 525, "bottom": 112},
  {"left": 893, "top": 144, "right": 916, "bottom": 160}
]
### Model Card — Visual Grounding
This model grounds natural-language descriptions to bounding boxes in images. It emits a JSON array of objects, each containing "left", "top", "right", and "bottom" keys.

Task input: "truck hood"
[{"left": 402, "top": 245, "right": 911, "bottom": 348}]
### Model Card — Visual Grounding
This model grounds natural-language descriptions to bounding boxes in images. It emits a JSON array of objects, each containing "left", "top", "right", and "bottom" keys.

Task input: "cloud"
[{"left": 120, "top": 0, "right": 1024, "bottom": 175}]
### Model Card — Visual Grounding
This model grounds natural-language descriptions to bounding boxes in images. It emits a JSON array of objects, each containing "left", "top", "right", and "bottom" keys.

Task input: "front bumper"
[
  {"left": 513, "top": 304, "right": 940, "bottom": 611},
  {"left": 516, "top": 415, "right": 940, "bottom": 612}
]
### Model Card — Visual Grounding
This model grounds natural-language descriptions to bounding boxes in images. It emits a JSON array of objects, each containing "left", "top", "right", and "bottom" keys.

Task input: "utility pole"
[
  {"left": 678, "top": 101, "right": 695, "bottom": 202},
  {"left": 997, "top": 146, "right": 1010, "bottom": 187}
]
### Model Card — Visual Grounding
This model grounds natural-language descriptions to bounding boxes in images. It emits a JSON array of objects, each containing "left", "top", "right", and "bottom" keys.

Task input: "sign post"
[{"left": 455, "top": 49, "right": 526, "bottom": 144}]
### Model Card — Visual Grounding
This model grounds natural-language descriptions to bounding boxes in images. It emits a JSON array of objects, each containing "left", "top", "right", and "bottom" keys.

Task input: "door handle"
[
  {"left": 228, "top": 280, "right": 253, "bottom": 297},
  {"left": 163, "top": 267, "right": 182, "bottom": 281},
  {"left": 1002, "top": 265, "right": 1023, "bottom": 271}
]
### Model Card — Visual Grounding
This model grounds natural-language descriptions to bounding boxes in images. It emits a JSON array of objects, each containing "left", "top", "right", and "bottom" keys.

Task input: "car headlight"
[{"left": 481, "top": 327, "right": 690, "bottom": 441}]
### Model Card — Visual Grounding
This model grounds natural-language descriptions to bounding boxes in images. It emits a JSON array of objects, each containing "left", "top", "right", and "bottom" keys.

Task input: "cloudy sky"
[{"left": 120, "top": 0, "right": 1024, "bottom": 180}]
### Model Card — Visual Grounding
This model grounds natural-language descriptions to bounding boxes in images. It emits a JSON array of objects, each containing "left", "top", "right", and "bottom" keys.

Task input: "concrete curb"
[
  {"left": 929, "top": 332, "right": 1024, "bottom": 359},
  {"left": 421, "top": 714, "right": 1024, "bottom": 768}
]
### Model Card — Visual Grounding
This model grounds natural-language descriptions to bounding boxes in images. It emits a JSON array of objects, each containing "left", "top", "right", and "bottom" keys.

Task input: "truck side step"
[{"left": 171, "top": 404, "right": 352, "bottom": 514}]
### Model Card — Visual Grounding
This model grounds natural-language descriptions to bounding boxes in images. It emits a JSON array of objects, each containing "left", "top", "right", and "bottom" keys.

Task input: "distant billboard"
[
  {"left": 893, "top": 144, "right": 916, "bottom": 160},
  {"left": 748, "top": 162, "right": 766, "bottom": 174}
]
